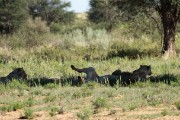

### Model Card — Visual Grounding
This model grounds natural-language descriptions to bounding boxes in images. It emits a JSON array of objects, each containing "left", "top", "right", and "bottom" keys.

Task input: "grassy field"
[{"left": 0, "top": 21, "right": 180, "bottom": 119}]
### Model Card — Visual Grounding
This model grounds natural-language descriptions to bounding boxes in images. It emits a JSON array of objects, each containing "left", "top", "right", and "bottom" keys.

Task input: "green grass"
[
  {"left": 0, "top": 25, "right": 180, "bottom": 119},
  {"left": 77, "top": 108, "right": 92, "bottom": 120},
  {"left": 22, "top": 108, "right": 34, "bottom": 119},
  {"left": 49, "top": 106, "right": 59, "bottom": 116},
  {"left": 161, "top": 109, "right": 169, "bottom": 116},
  {"left": 175, "top": 101, "right": 180, "bottom": 110},
  {"left": 92, "top": 97, "right": 109, "bottom": 109}
]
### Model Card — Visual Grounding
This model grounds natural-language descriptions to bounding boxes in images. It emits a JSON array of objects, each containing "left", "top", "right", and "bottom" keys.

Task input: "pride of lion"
[
  {"left": 71, "top": 64, "right": 152, "bottom": 86},
  {"left": 0, "top": 65, "right": 152, "bottom": 86}
]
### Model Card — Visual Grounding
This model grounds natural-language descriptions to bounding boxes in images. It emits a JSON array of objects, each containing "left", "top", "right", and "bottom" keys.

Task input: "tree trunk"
[
  {"left": 161, "top": 14, "right": 177, "bottom": 59},
  {"left": 156, "top": 0, "right": 180, "bottom": 58}
]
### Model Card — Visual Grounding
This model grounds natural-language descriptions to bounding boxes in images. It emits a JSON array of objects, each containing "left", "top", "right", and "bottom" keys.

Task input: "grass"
[
  {"left": 22, "top": 108, "right": 34, "bottom": 119},
  {"left": 0, "top": 23, "right": 180, "bottom": 119},
  {"left": 11, "top": 102, "right": 25, "bottom": 111},
  {"left": 161, "top": 109, "right": 169, "bottom": 116},
  {"left": 0, "top": 82, "right": 179, "bottom": 119},
  {"left": 77, "top": 108, "right": 92, "bottom": 120},
  {"left": 175, "top": 101, "right": 180, "bottom": 110},
  {"left": 49, "top": 106, "right": 59, "bottom": 116},
  {"left": 92, "top": 97, "right": 109, "bottom": 114}
]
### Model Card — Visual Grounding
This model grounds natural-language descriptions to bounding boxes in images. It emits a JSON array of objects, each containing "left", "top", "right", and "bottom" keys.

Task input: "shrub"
[
  {"left": 44, "top": 83, "right": 58, "bottom": 89},
  {"left": 72, "top": 91, "right": 82, "bottom": 99},
  {"left": 0, "top": 106, "right": 14, "bottom": 113},
  {"left": 25, "top": 97, "right": 35, "bottom": 107},
  {"left": 22, "top": 108, "right": 34, "bottom": 119},
  {"left": 25, "top": 18, "right": 50, "bottom": 34},
  {"left": 77, "top": 108, "right": 92, "bottom": 120},
  {"left": 49, "top": 106, "right": 59, "bottom": 116},
  {"left": 161, "top": 109, "right": 169, "bottom": 116},
  {"left": 109, "top": 110, "right": 116, "bottom": 115},
  {"left": 92, "top": 97, "right": 108, "bottom": 109},
  {"left": 175, "top": 101, "right": 180, "bottom": 110},
  {"left": 60, "top": 27, "right": 111, "bottom": 52},
  {"left": 11, "top": 102, "right": 24, "bottom": 111},
  {"left": 50, "top": 22, "right": 63, "bottom": 33},
  {"left": 43, "top": 95, "right": 57, "bottom": 103}
]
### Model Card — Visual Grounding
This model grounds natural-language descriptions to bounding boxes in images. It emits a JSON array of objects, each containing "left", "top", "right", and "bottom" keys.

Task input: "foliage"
[
  {"left": 28, "top": 0, "right": 75, "bottom": 25},
  {"left": 11, "top": 102, "right": 24, "bottom": 111},
  {"left": 49, "top": 106, "right": 59, "bottom": 116},
  {"left": 89, "top": 0, "right": 180, "bottom": 57},
  {"left": 43, "top": 95, "right": 57, "bottom": 103},
  {"left": 25, "top": 97, "right": 36, "bottom": 107},
  {"left": 0, "top": 0, "right": 28, "bottom": 34},
  {"left": 23, "top": 108, "right": 34, "bottom": 119},
  {"left": 161, "top": 109, "right": 169, "bottom": 116},
  {"left": 88, "top": 0, "right": 120, "bottom": 30},
  {"left": 92, "top": 97, "right": 108, "bottom": 109},
  {"left": 77, "top": 108, "right": 92, "bottom": 120},
  {"left": 175, "top": 101, "right": 180, "bottom": 110}
]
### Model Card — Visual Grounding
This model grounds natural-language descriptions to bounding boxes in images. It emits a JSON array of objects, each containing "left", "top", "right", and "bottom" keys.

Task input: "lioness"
[
  {"left": 71, "top": 65, "right": 118, "bottom": 85},
  {"left": 71, "top": 65, "right": 98, "bottom": 83},
  {"left": 71, "top": 76, "right": 84, "bottom": 86},
  {"left": 0, "top": 68, "right": 27, "bottom": 84},
  {"left": 132, "top": 65, "right": 152, "bottom": 81},
  {"left": 112, "top": 65, "right": 152, "bottom": 86}
]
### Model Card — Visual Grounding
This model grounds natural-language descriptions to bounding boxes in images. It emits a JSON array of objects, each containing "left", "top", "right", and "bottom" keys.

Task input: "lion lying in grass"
[
  {"left": 71, "top": 65, "right": 152, "bottom": 86},
  {"left": 71, "top": 65, "right": 118, "bottom": 86},
  {"left": 0, "top": 68, "right": 27, "bottom": 84},
  {"left": 112, "top": 65, "right": 152, "bottom": 86}
]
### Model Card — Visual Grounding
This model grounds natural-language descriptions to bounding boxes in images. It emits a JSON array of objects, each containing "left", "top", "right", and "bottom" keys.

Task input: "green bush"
[
  {"left": 161, "top": 109, "right": 169, "bottom": 116},
  {"left": 43, "top": 95, "right": 57, "bottom": 103},
  {"left": 44, "top": 83, "right": 58, "bottom": 89},
  {"left": 11, "top": 102, "right": 24, "bottom": 111},
  {"left": 175, "top": 101, "right": 180, "bottom": 110},
  {"left": 25, "top": 97, "right": 35, "bottom": 107},
  {"left": 92, "top": 97, "right": 108, "bottom": 109},
  {"left": 77, "top": 108, "right": 92, "bottom": 120},
  {"left": 72, "top": 91, "right": 82, "bottom": 99},
  {"left": 0, "top": 106, "right": 14, "bottom": 113},
  {"left": 49, "top": 106, "right": 59, "bottom": 116},
  {"left": 23, "top": 108, "right": 34, "bottom": 119},
  {"left": 50, "top": 22, "right": 63, "bottom": 33}
]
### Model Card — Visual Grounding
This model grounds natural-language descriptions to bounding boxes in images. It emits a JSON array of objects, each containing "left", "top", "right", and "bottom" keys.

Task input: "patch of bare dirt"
[{"left": 0, "top": 106, "right": 180, "bottom": 120}]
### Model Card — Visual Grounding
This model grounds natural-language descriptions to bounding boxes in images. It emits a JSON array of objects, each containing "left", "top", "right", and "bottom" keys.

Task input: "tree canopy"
[
  {"left": 0, "top": 0, "right": 28, "bottom": 34},
  {"left": 89, "top": 0, "right": 180, "bottom": 58},
  {"left": 28, "top": 0, "right": 75, "bottom": 25}
]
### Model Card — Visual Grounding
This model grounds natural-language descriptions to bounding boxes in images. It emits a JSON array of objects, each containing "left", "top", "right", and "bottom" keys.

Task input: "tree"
[
  {"left": 0, "top": 0, "right": 28, "bottom": 34},
  {"left": 89, "top": 0, "right": 180, "bottom": 58},
  {"left": 88, "top": 0, "right": 120, "bottom": 31},
  {"left": 28, "top": 0, "right": 75, "bottom": 25},
  {"left": 114, "top": 0, "right": 180, "bottom": 58}
]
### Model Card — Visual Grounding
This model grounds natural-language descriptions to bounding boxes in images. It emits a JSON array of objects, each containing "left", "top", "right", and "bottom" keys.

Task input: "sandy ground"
[{"left": 0, "top": 106, "right": 180, "bottom": 120}]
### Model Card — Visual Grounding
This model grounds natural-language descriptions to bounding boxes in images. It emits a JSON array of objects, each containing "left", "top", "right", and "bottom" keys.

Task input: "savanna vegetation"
[{"left": 0, "top": 0, "right": 180, "bottom": 119}]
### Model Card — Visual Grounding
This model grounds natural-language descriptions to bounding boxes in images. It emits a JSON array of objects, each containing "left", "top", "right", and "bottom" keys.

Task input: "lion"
[
  {"left": 71, "top": 76, "right": 84, "bottom": 86},
  {"left": 132, "top": 65, "right": 152, "bottom": 81},
  {"left": 112, "top": 65, "right": 152, "bottom": 86},
  {"left": 71, "top": 65, "right": 99, "bottom": 83},
  {"left": 71, "top": 65, "right": 118, "bottom": 86},
  {"left": 0, "top": 68, "right": 27, "bottom": 84}
]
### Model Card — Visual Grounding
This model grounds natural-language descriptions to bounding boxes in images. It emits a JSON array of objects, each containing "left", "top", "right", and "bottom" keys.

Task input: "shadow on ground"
[
  {"left": 150, "top": 74, "right": 180, "bottom": 85},
  {"left": 27, "top": 76, "right": 82, "bottom": 87},
  {"left": 107, "top": 48, "right": 160, "bottom": 59},
  {"left": 25, "top": 73, "right": 180, "bottom": 87}
]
